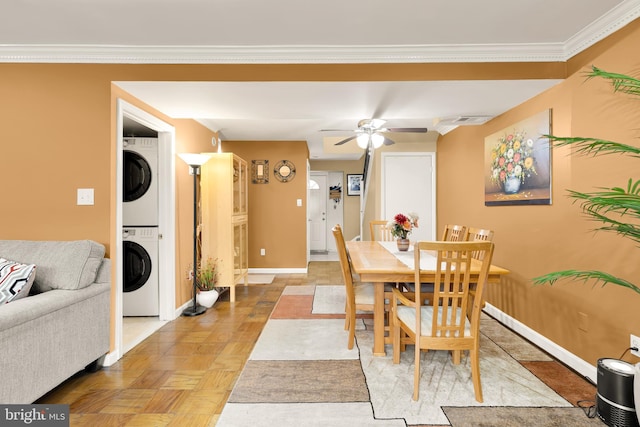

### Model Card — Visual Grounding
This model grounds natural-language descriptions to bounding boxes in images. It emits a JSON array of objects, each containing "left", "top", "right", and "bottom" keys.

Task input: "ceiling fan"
[{"left": 322, "top": 119, "right": 428, "bottom": 148}]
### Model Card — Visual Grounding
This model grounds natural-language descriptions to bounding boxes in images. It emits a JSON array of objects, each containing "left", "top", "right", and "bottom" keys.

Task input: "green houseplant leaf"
[{"left": 532, "top": 66, "right": 640, "bottom": 296}]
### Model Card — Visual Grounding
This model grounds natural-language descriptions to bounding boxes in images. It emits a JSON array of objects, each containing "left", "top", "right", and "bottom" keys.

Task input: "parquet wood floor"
[{"left": 35, "top": 261, "right": 595, "bottom": 426}]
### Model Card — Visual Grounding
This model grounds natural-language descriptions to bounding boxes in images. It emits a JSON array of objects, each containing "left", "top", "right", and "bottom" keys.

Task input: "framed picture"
[
  {"left": 484, "top": 109, "right": 552, "bottom": 206},
  {"left": 251, "top": 160, "right": 269, "bottom": 184},
  {"left": 347, "top": 174, "right": 363, "bottom": 196}
]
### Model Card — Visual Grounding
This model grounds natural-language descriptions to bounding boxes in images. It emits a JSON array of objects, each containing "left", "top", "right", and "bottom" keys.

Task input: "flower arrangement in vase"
[
  {"left": 387, "top": 212, "right": 419, "bottom": 251},
  {"left": 489, "top": 130, "right": 537, "bottom": 193}
]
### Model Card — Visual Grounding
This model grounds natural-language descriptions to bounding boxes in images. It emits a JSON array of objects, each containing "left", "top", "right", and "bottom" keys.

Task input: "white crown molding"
[
  {"left": 564, "top": 0, "right": 640, "bottom": 59},
  {"left": 1, "top": 2, "right": 638, "bottom": 64},
  {"left": 0, "top": 42, "right": 568, "bottom": 64}
]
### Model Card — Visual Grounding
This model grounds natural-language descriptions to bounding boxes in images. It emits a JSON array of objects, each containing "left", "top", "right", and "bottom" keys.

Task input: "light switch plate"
[
  {"left": 296, "top": 198, "right": 302, "bottom": 207},
  {"left": 77, "top": 188, "right": 94, "bottom": 205}
]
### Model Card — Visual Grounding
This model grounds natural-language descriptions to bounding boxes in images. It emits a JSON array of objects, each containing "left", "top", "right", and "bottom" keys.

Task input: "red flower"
[{"left": 394, "top": 213, "right": 408, "bottom": 225}]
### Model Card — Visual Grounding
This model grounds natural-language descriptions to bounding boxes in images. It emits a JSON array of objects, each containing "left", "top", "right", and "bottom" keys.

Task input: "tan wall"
[
  {"left": 223, "top": 141, "right": 309, "bottom": 268},
  {"left": 437, "top": 21, "right": 640, "bottom": 366}
]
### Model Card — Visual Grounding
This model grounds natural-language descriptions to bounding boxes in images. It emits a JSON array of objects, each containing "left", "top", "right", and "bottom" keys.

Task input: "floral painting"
[{"left": 484, "top": 109, "right": 552, "bottom": 206}]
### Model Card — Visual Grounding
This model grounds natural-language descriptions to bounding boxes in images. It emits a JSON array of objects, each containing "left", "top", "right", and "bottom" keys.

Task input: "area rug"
[
  {"left": 228, "top": 360, "right": 369, "bottom": 403},
  {"left": 247, "top": 274, "right": 275, "bottom": 284},
  {"left": 442, "top": 406, "right": 602, "bottom": 427},
  {"left": 311, "top": 285, "right": 346, "bottom": 314},
  {"left": 217, "top": 285, "right": 576, "bottom": 426},
  {"left": 357, "top": 324, "right": 571, "bottom": 425}
]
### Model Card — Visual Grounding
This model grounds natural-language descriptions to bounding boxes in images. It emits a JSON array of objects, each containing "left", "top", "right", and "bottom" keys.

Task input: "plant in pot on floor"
[
  {"left": 532, "top": 66, "right": 640, "bottom": 424},
  {"left": 196, "top": 257, "right": 220, "bottom": 308}
]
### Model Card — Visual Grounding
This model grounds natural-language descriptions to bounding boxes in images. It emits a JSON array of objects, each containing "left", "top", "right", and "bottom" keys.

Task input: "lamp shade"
[
  {"left": 356, "top": 134, "right": 369, "bottom": 149},
  {"left": 178, "top": 153, "right": 214, "bottom": 166},
  {"left": 371, "top": 133, "right": 384, "bottom": 148}
]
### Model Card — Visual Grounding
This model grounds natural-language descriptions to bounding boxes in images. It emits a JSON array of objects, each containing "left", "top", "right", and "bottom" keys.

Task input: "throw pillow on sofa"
[{"left": 0, "top": 258, "right": 36, "bottom": 304}]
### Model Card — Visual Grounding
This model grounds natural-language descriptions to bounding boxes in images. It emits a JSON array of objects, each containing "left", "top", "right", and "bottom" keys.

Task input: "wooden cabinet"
[{"left": 201, "top": 153, "right": 248, "bottom": 302}]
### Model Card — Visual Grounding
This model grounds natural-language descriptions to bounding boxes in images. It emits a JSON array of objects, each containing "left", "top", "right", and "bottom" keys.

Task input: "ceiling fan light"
[
  {"left": 371, "top": 133, "right": 384, "bottom": 148},
  {"left": 356, "top": 134, "right": 369, "bottom": 149}
]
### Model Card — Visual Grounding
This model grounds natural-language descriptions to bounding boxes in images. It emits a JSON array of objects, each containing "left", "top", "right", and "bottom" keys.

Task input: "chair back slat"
[
  {"left": 466, "top": 227, "right": 495, "bottom": 260},
  {"left": 332, "top": 225, "right": 356, "bottom": 309},
  {"left": 441, "top": 224, "right": 468, "bottom": 242},
  {"left": 369, "top": 220, "right": 393, "bottom": 241}
]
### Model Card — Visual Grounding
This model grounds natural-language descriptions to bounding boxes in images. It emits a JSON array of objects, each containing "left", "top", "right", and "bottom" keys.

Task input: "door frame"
[{"left": 106, "top": 99, "right": 177, "bottom": 365}]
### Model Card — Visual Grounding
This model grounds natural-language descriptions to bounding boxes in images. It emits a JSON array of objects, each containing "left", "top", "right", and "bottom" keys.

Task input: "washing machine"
[
  {"left": 123, "top": 227, "right": 159, "bottom": 316},
  {"left": 123, "top": 137, "right": 158, "bottom": 226}
]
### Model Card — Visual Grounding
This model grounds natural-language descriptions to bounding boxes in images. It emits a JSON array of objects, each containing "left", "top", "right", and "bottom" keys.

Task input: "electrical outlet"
[
  {"left": 260, "top": 248, "right": 266, "bottom": 256},
  {"left": 187, "top": 269, "right": 194, "bottom": 281},
  {"left": 631, "top": 334, "right": 640, "bottom": 357}
]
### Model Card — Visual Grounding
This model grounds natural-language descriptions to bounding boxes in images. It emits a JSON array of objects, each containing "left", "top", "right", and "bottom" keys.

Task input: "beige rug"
[
  {"left": 247, "top": 274, "right": 275, "bottom": 284},
  {"left": 311, "top": 285, "right": 346, "bottom": 314},
  {"left": 357, "top": 324, "right": 571, "bottom": 425}
]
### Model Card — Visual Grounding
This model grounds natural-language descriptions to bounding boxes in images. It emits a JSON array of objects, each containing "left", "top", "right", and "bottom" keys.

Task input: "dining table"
[{"left": 345, "top": 240, "right": 510, "bottom": 356}]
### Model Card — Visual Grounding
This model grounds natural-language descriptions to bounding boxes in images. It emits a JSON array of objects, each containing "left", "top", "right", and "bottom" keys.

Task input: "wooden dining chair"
[
  {"left": 465, "top": 227, "right": 495, "bottom": 313},
  {"left": 441, "top": 224, "right": 468, "bottom": 241},
  {"left": 332, "top": 224, "right": 377, "bottom": 350},
  {"left": 405, "top": 223, "right": 469, "bottom": 302},
  {"left": 466, "top": 227, "right": 495, "bottom": 260},
  {"left": 391, "top": 240, "right": 495, "bottom": 402},
  {"left": 369, "top": 220, "right": 393, "bottom": 241}
]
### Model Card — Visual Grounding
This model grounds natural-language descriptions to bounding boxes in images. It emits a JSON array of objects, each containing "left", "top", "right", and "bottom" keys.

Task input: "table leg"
[{"left": 373, "top": 281, "right": 386, "bottom": 356}]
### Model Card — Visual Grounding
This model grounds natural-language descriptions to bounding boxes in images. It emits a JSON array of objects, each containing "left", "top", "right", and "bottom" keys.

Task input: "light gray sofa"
[{"left": 0, "top": 239, "right": 111, "bottom": 404}]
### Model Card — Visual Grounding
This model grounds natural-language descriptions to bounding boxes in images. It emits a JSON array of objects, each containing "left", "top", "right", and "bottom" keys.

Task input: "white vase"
[
  {"left": 197, "top": 289, "right": 219, "bottom": 308},
  {"left": 635, "top": 363, "right": 640, "bottom": 425},
  {"left": 503, "top": 176, "right": 521, "bottom": 194}
]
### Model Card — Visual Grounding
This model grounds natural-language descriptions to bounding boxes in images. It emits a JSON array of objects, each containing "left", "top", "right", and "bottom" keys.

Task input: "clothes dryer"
[
  {"left": 123, "top": 137, "right": 158, "bottom": 226},
  {"left": 123, "top": 227, "right": 159, "bottom": 316}
]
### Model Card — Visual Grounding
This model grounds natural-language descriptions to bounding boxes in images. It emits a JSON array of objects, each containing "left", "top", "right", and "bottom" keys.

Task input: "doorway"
[
  {"left": 105, "top": 100, "right": 177, "bottom": 366},
  {"left": 381, "top": 152, "right": 436, "bottom": 242},
  {"left": 309, "top": 172, "right": 328, "bottom": 252},
  {"left": 309, "top": 171, "right": 343, "bottom": 257}
]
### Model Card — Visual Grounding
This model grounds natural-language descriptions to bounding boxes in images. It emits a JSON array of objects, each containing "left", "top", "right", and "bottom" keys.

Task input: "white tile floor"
[
  {"left": 310, "top": 251, "right": 339, "bottom": 262},
  {"left": 122, "top": 316, "right": 168, "bottom": 354}
]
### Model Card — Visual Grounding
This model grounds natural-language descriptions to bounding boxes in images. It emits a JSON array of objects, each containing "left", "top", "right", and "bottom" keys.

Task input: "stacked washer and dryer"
[{"left": 122, "top": 137, "right": 159, "bottom": 316}]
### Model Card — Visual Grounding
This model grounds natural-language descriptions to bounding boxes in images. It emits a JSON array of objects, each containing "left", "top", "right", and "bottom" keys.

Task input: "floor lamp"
[{"left": 178, "top": 153, "right": 214, "bottom": 317}]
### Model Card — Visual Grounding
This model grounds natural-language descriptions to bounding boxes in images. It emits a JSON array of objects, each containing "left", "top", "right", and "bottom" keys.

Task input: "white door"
[
  {"left": 381, "top": 153, "right": 436, "bottom": 242},
  {"left": 309, "top": 172, "right": 328, "bottom": 251}
]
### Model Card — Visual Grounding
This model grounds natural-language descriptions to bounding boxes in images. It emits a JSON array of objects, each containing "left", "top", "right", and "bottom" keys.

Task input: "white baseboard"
[
  {"left": 103, "top": 351, "right": 119, "bottom": 367},
  {"left": 483, "top": 303, "right": 598, "bottom": 385},
  {"left": 249, "top": 268, "right": 307, "bottom": 274}
]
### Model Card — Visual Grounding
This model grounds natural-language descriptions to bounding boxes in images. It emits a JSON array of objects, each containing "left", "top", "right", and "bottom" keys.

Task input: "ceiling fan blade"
[
  {"left": 334, "top": 135, "right": 358, "bottom": 146},
  {"left": 384, "top": 127, "right": 429, "bottom": 133},
  {"left": 382, "top": 136, "right": 395, "bottom": 146},
  {"left": 320, "top": 129, "right": 356, "bottom": 132}
]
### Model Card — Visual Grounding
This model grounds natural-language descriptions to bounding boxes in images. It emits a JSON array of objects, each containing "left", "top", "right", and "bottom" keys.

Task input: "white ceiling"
[{"left": 3, "top": 0, "right": 639, "bottom": 159}]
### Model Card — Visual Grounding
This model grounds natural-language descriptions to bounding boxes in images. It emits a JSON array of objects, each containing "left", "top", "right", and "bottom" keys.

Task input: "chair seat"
[
  {"left": 354, "top": 282, "right": 375, "bottom": 305},
  {"left": 396, "top": 305, "right": 471, "bottom": 337},
  {"left": 354, "top": 282, "right": 393, "bottom": 305}
]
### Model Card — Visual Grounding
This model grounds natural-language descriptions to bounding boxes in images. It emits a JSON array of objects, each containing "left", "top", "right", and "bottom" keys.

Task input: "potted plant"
[
  {"left": 195, "top": 257, "right": 220, "bottom": 308},
  {"left": 531, "top": 66, "right": 640, "bottom": 423},
  {"left": 387, "top": 212, "right": 419, "bottom": 251}
]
